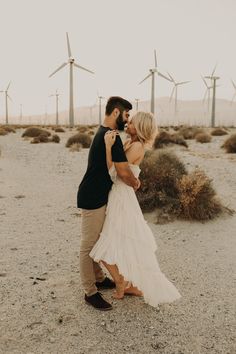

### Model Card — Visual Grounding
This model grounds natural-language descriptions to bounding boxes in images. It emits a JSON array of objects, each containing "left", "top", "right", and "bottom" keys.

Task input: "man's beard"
[{"left": 116, "top": 113, "right": 126, "bottom": 131}]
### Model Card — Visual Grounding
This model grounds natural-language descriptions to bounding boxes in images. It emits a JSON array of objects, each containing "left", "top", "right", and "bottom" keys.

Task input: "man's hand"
[{"left": 104, "top": 130, "right": 119, "bottom": 148}]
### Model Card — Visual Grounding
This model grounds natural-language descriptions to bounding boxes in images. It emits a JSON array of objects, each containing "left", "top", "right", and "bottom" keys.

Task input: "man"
[{"left": 77, "top": 96, "right": 140, "bottom": 311}]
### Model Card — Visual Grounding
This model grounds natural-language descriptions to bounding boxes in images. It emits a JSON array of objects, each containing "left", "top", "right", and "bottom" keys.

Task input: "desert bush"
[
  {"left": 31, "top": 134, "right": 49, "bottom": 143},
  {"left": 195, "top": 133, "right": 212, "bottom": 143},
  {"left": 51, "top": 134, "right": 60, "bottom": 143},
  {"left": 136, "top": 150, "right": 187, "bottom": 212},
  {"left": 0, "top": 128, "right": 8, "bottom": 136},
  {"left": 179, "top": 126, "right": 205, "bottom": 139},
  {"left": 1, "top": 126, "right": 16, "bottom": 133},
  {"left": 153, "top": 131, "right": 188, "bottom": 149},
  {"left": 177, "top": 170, "right": 223, "bottom": 220},
  {"left": 76, "top": 125, "right": 90, "bottom": 133},
  {"left": 211, "top": 128, "right": 228, "bottom": 136},
  {"left": 66, "top": 133, "right": 92, "bottom": 148},
  {"left": 54, "top": 127, "right": 65, "bottom": 133},
  {"left": 22, "top": 127, "right": 51, "bottom": 138},
  {"left": 69, "top": 143, "right": 83, "bottom": 152},
  {"left": 221, "top": 134, "right": 236, "bottom": 153}
]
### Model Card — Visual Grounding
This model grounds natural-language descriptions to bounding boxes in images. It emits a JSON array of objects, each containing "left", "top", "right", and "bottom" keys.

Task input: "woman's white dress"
[{"left": 89, "top": 164, "right": 181, "bottom": 307}]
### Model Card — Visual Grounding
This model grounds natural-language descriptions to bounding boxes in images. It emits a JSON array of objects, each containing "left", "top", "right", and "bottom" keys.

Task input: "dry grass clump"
[
  {"left": 69, "top": 143, "right": 83, "bottom": 152},
  {"left": 31, "top": 133, "right": 60, "bottom": 144},
  {"left": 136, "top": 150, "right": 187, "bottom": 213},
  {"left": 51, "top": 134, "right": 60, "bottom": 143},
  {"left": 221, "top": 134, "right": 236, "bottom": 153},
  {"left": 76, "top": 125, "right": 90, "bottom": 133},
  {"left": 22, "top": 127, "right": 51, "bottom": 138},
  {"left": 66, "top": 133, "right": 92, "bottom": 148},
  {"left": 0, "top": 128, "right": 8, "bottom": 136},
  {"left": 54, "top": 127, "right": 65, "bottom": 133},
  {"left": 195, "top": 133, "right": 212, "bottom": 143},
  {"left": 136, "top": 150, "right": 225, "bottom": 222},
  {"left": 179, "top": 126, "right": 205, "bottom": 139},
  {"left": 153, "top": 131, "right": 188, "bottom": 149},
  {"left": 1, "top": 126, "right": 16, "bottom": 133},
  {"left": 211, "top": 128, "right": 228, "bottom": 136},
  {"left": 177, "top": 170, "right": 222, "bottom": 220}
]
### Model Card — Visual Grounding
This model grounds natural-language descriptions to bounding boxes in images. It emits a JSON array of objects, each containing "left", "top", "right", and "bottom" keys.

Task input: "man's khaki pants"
[{"left": 79, "top": 205, "right": 106, "bottom": 296}]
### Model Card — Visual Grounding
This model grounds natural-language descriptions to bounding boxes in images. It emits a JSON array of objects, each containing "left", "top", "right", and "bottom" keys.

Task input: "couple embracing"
[{"left": 77, "top": 96, "right": 181, "bottom": 311}]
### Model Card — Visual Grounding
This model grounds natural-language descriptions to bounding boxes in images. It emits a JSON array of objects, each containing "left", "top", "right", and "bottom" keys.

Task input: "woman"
[{"left": 90, "top": 112, "right": 181, "bottom": 307}]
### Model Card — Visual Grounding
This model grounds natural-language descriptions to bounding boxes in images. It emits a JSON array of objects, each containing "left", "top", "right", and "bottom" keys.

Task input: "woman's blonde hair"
[{"left": 131, "top": 111, "right": 158, "bottom": 146}]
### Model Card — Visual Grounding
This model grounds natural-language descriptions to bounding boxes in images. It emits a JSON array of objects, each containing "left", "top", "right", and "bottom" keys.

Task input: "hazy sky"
[{"left": 0, "top": 0, "right": 236, "bottom": 117}]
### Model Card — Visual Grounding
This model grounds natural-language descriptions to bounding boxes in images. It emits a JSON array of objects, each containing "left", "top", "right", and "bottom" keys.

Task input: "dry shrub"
[
  {"left": 153, "top": 131, "right": 188, "bottom": 149},
  {"left": 136, "top": 150, "right": 187, "bottom": 212},
  {"left": 88, "top": 130, "right": 95, "bottom": 136},
  {"left": 211, "top": 128, "right": 228, "bottom": 136},
  {"left": 51, "top": 134, "right": 60, "bottom": 143},
  {"left": 2, "top": 126, "right": 16, "bottom": 133},
  {"left": 179, "top": 126, "right": 205, "bottom": 139},
  {"left": 76, "top": 125, "right": 90, "bottom": 133},
  {"left": 69, "top": 143, "right": 83, "bottom": 152},
  {"left": 22, "top": 127, "right": 51, "bottom": 138},
  {"left": 66, "top": 133, "right": 92, "bottom": 148},
  {"left": 54, "top": 127, "right": 65, "bottom": 133},
  {"left": 177, "top": 170, "right": 222, "bottom": 220},
  {"left": 0, "top": 128, "right": 8, "bottom": 136},
  {"left": 221, "top": 134, "right": 236, "bottom": 153},
  {"left": 195, "top": 133, "right": 212, "bottom": 143},
  {"left": 31, "top": 134, "right": 49, "bottom": 143}
]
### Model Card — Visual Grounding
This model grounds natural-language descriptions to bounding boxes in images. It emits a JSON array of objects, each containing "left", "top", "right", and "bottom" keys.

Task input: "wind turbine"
[
  {"left": 167, "top": 73, "right": 190, "bottom": 114},
  {"left": 204, "top": 64, "right": 220, "bottom": 127},
  {"left": 202, "top": 76, "right": 213, "bottom": 112},
  {"left": 230, "top": 79, "right": 236, "bottom": 105},
  {"left": 19, "top": 104, "right": 23, "bottom": 124},
  {"left": 49, "top": 32, "right": 94, "bottom": 127},
  {"left": 97, "top": 92, "right": 105, "bottom": 125},
  {"left": 49, "top": 89, "right": 60, "bottom": 125},
  {"left": 139, "top": 50, "right": 171, "bottom": 115},
  {"left": 134, "top": 98, "right": 140, "bottom": 111},
  {"left": 0, "top": 82, "right": 12, "bottom": 124}
]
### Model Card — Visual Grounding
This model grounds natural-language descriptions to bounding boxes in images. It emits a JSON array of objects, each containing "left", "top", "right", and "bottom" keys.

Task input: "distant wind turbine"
[
  {"left": 202, "top": 76, "right": 213, "bottom": 112},
  {"left": 230, "top": 79, "right": 236, "bottom": 105},
  {"left": 19, "top": 104, "right": 23, "bottom": 123},
  {"left": 134, "top": 98, "right": 140, "bottom": 111},
  {"left": 204, "top": 64, "right": 220, "bottom": 127},
  {"left": 0, "top": 82, "right": 12, "bottom": 124},
  {"left": 139, "top": 50, "right": 171, "bottom": 115},
  {"left": 49, "top": 89, "right": 60, "bottom": 125},
  {"left": 49, "top": 32, "right": 94, "bottom": 127},
  {"left": 97, "top": 92, "right": 105, "bottom": 125},
  {"left": 167, "top": 73, "right": 190, "bottom": 114}
]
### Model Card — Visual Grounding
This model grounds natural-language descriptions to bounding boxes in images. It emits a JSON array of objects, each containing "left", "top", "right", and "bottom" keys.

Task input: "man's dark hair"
[{"left": 105, "top": 96, "right": 132, "bottom": 115}]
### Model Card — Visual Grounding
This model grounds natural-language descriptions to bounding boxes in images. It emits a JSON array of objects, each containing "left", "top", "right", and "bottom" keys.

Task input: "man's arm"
[{"left": 114, "top": 162, "right": 140, "bottom": 190}]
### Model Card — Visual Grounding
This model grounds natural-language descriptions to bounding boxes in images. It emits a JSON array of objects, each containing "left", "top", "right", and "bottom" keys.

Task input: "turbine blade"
[
  {"left": 74, "top": 62, "right": 94, "bottom": 74},
  {"left": 139, "top": 73, "right": 152, "bottom": 84},
  {"left": 204, "top": 76, "right": 212, "bottom": 80},
  {"left": 6, "top": 81, "right": 11, "bottom": 91},
  {"left": 231, "top": 93, "right": 236, "bottom": 103},
  {"left": 66, "top": 32, "right": 72, "bottom": 57},
  {"left": 201, "top": 76, "right": 208, "bottom": 88},
  {"left": 231, "top": 79, "right": 236, "bottom": 90},
  {"left": 169, "top": 87, "right": 175, "bottom": 102},
  {"left": 177, "top": 80, "right": 191, "bottom": 85},
  {"left": 167, "top": 72, "right": 175, "bottom": 82},
  {"left": 49, "top": 62, "right": 67, "bottom": 78},
  {"left": 211, "top": 63, "right": 217, "bottom": 77},
  {"left": 203, "top": 89, "right": 208, "bottom": 102},
  {"left": 154, "top": 50, "right": 157, "bottom": 68},
  {"left": 158, "top": 72, "right": 172, "bottom": 82},
  {"left": 7, "top": 94, "right": 13, "bottom": 102}
]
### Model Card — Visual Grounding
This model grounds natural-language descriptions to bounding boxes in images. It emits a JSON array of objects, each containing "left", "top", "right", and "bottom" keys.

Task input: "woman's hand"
[{"left": 104, "top": 130, "right": 118, "bottom": 148}]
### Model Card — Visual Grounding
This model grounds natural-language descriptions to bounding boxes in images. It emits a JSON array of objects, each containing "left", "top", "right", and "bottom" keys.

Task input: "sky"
[{"left": 0, "top": 0, "right": 236, "bottom": 118}]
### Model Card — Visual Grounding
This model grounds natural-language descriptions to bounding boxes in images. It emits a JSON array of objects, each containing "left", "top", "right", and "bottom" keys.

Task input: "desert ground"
[{"left": 0, "top": 127, "right": 235, "bottom": 354}]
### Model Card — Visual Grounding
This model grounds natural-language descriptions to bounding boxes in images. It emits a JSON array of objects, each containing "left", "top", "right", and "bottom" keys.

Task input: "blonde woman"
[{"left": 90, "top": 112, "right": 181, "bottom": 307}]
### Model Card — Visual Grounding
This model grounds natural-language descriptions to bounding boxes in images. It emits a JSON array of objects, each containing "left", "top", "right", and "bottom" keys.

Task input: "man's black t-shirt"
[{"left": 77, "top": 126, "right": 127, "bottom": 209}]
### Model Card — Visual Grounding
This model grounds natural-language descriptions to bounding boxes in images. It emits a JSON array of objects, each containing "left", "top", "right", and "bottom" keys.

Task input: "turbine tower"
[
  {"left": 0, "top": 82, "right": 12, "bottom": 124},
  {"left": 97, "top": 92, "right": 105, "bottom": 125},
  {"left": 230, "top": 79, "right": 236, "bottom": 105},
  {"left": 139, "top": 50, "right": 171, "bottom": 115},
  {"left": 167, "top": 73, "right": 190, "bottom": 114},
  {"left": 204, "top": 65, "right": 220, "bottom": 128},
  {"left": 135, "top": 98, "right": 140, "bottom": 111},
  {"left": 19, "top": 104, "right": 23, "bottom": 124},
  {"left": 49, "top": 32, "right": 94, "bottom": 127},
  {"left": 49, "top": 89, "right": 60, "bottom": 125}
]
